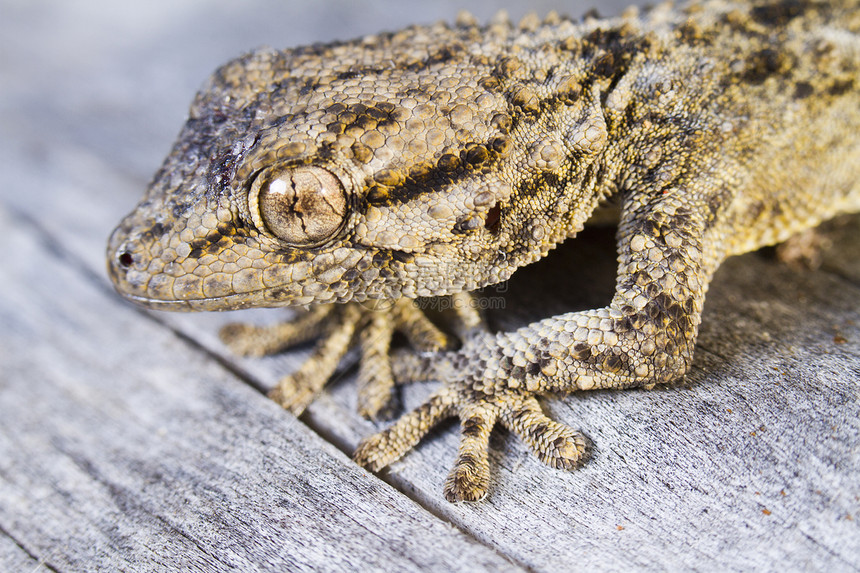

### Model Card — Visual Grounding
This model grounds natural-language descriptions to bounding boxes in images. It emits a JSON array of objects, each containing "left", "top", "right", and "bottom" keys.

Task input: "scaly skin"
[{"left": 107, "top": 0, "right": 860, "bottom": 502}]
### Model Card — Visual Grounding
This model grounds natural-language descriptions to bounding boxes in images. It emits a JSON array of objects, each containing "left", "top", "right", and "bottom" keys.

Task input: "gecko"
[{"left": 107, "top": 0, "right": 860, "bottom": 502}]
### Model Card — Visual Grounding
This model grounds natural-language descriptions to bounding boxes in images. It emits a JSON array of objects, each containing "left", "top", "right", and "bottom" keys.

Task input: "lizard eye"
[{"left": 249, "top": 165, "right": 348, "bottom": 246}]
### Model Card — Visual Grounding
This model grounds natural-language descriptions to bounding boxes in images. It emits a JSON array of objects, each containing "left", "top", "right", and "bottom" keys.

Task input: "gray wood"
[
  {"left": 0, "top": 535, "right": 40, "bottom": 571},
  {"left": 306, "top": 229, "right": 860, "bottom": 572},
  {"left": 2, "top": 0, "right": 858, "bottom": 572},
  {"left": 0, "top": 206, "right": 519, "bottom": 572}
]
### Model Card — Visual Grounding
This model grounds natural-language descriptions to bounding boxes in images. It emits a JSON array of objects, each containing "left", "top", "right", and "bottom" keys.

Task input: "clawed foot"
[
  {"left": 353, "top": 346, "right": 588, "bottom": 502},
  {"left": 219, "top": 299, "right": 453, "bottom": 418},
  {"left": 220, "top": 296, "right": 588, "bottom": 502}
]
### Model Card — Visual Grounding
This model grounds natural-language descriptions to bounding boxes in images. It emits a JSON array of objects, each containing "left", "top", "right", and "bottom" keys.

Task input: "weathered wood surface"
[
  {"left": 0, "top": 207, "right": 517, "bottom": 572},
  {"left": 1, "top": 0, "right": 858, "bottom": 571}
]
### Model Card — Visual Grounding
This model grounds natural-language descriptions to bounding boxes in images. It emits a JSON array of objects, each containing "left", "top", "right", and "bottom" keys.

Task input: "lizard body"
[{"left": 107, "top": 0, "right": 860, "bottom": 501}]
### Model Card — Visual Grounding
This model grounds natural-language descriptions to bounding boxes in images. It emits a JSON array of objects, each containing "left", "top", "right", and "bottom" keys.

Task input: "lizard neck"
[{"left": 485, "top": 13, "right": 663, "bottom": 271}]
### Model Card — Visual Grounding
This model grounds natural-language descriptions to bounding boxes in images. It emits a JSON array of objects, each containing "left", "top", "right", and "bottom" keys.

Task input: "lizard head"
[{"left": 107, "top": 18, "right": 614, "bottom": 310}]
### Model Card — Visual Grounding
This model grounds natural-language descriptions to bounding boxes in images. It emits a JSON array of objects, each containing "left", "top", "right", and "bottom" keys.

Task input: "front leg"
[
  {"left": 218, "top": 294, "right": 486, "bottom": 419},
  {"left": 355, "top": 197, "right": 713, "bottom": 501},
  {"left": 219, "top": 299, "right": 455, "bottom": 419}
]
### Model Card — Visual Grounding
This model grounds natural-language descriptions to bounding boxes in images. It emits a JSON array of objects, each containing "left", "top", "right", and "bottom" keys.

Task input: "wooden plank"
[
  {"left": 0, "top": 535, "right": 39, "bottom": 571},
  {"left": 0, "top": 206, "right": 520, "bottom": 571},
  {"left": 304, "top": 227, "right": 860, "bottom": 572},
  {"left": 2, "top": 1, "right": 858, "bottom": 571}
]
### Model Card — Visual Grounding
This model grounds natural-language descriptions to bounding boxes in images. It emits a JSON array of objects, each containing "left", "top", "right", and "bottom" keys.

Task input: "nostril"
[{"left": 118, "top": 252, "right": 134, "bottom": 268}]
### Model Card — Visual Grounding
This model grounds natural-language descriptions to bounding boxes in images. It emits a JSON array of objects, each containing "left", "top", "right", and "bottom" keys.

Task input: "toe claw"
[
  {"left": 392, "top": 299, "right": 454, "bottom": 352},
  {"left": 544, "top": 432, "right": 589, "bottom": 470},
  {"left": 354, "top": 389, "right": 455, "bottom": 471},
  {"left": 268, "top": 373, "right": 318, "bottom": 415},
  {"left": 444, "top": 451, "right": 490, "bottom": 502},
  {"left": 444, "top": 409, "right": 495, "bottom": 501},
  {"left": 501, "top": 396, "right": 587, "bottom": 469},
  {"left": 219, "top": 323, "right": 266, "bottom": 357}
]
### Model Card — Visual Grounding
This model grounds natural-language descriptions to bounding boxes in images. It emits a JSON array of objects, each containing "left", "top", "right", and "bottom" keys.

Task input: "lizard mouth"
[
  {"left": 116, "top": 290, "right": 293, "bottom": 312},
  {"left": 106, "top": 227, "right": 301, "bottom": 312}
]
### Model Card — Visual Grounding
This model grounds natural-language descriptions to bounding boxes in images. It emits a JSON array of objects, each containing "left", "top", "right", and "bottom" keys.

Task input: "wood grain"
[{"left": 0, "top": 206, "right": 519, "bottom": 572}]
